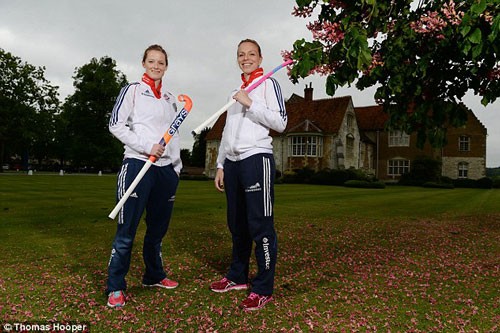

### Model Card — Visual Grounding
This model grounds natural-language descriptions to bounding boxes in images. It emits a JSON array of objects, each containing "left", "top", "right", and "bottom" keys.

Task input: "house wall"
[
  {"left": 325, "top": 135, "right": 336, "bottom": 169},
  {"left": 442, "top": 157, "right": 485, "bottom": 179},
  {"left": 440, "top": 110, "right": 487, "bottom": 179},
  {"left": 442, "top": 110, "right": 487, "bottom": 158},
  {"left": 374, "top": 131, "right": 439, "bottom": 180},
  {"left": 336, "top": 105, "right": 360, "bottom": 169},
  {"left": 359, "top": 142, "right": 375, "bottom": 175},
  {"left": 373, "top": 124, "right": 486, "bottom": 181},
  {"left": 205, "top": 140, "right": 220, "bottom": 179},
  {"left": 360, "top": 132, "right": 378, "bottom": 175},
  {"left": 273, "top": 136, "right": 287, "bottom": 174}
]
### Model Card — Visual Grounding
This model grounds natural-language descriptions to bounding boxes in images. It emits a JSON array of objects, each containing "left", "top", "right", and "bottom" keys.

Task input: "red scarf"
[
  {"left": 142, "top": 73, "right": 162, "bottom": 99},
  {"left": 240, "top": 68, "right": 264, "bottom": 89}
]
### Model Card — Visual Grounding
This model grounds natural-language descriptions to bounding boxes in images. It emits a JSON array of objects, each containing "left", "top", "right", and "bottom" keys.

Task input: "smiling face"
[
  {"left": 237, "top": 41, "right": 262, "bottom": 78},
  {"left": 142, "top": 49, "right": 167, "bottom": 83}
]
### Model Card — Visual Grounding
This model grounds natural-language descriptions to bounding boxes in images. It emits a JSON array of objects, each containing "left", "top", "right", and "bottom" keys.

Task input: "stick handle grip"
[{"left": 108, "top": 159, "right": 152, "bottom": 219}]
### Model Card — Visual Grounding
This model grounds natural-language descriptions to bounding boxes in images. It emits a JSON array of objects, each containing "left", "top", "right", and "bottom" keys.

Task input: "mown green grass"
[{"left": 0, "top": 174, "right": 499, "bottom": 332}]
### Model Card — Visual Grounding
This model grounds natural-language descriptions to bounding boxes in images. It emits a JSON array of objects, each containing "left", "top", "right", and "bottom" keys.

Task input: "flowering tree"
[{"left": 286, "top": 0, "right": 500, "bottom": 147}]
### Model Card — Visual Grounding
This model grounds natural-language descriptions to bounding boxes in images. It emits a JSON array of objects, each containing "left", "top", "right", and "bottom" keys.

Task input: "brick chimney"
[{"left": 304, "top": 82, "right": 313, "bottom": 101}]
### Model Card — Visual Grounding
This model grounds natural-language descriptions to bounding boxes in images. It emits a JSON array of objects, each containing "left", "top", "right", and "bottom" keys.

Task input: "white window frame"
[
  {"left": 289, "top": 136, "right": 305, "bottom": 156},
  {"left": 388, "top": 131, "right": 410, "bottom": 147},
  {"left": 459, "top": 136, "right": 470, "bottom": 152},
  {"left": 458, "top": 162, "right": 469, "bottom": 179},
  {"left": 388, "top": 159, "right": 410, "bottom": 176},
  {"left": 288, "top": 136, "right": 323, "bottom": 157}
]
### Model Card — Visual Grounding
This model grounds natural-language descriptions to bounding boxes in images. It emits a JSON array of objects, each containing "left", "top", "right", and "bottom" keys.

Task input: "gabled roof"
[
  {"left": 285, "top": 96, "right": 353, "bottom": 134},
  {"left": 287, "top": 119, "right": 323, "bottom": 133},
  {"left": 286, "top": 93, "right": 306, "bottom": 104},
  {"left": 354, "top": 105, "right": 387, "bottom": 131}
]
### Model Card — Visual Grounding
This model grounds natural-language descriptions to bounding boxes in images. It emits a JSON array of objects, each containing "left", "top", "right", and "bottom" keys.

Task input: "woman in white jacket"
[
  {"left": 106, "top": 44, "right": 181, "bottom": 308},
  {"left": 210, "top": 39, "right": 287, "bottom": 311}
]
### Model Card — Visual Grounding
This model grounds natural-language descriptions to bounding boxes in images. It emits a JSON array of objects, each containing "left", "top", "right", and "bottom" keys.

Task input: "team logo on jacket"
[
  {"left": 245, "top": 182, "right": 261, "bottom": 192},
  {"left": 141, "top": 89, "right": 155, "bottom": 98}
]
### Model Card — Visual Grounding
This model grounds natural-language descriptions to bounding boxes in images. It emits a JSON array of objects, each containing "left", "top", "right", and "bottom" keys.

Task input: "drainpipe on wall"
[
  {"left": 376, "top": 130, "right": 380, "bottom": 178},
  {"left": 281, "top": 136, "right": 285, "bottom": 175},
  {"left": 441, "top": 147, "right": 444, "bottom": 177},
  {"left": 358, "top": 141, "right": 361, "bottom": 169}
]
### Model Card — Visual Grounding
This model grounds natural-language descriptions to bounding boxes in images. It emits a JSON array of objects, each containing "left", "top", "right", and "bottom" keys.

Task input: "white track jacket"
[
  {"left": 109, "top": 81, "right": 182, "bottom": 174},
  {"left": 217, "top": 77, "right": 287, "bottom": 169}
]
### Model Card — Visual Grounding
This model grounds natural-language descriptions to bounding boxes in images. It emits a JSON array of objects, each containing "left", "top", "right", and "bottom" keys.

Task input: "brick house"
[{"left": 204, "top": 86, "right": 487, "bottom": 181}]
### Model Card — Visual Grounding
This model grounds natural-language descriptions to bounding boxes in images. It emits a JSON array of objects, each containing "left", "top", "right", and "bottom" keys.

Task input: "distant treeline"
[{"left": 486, "top": 168, "right": 500, "bottom": 177}]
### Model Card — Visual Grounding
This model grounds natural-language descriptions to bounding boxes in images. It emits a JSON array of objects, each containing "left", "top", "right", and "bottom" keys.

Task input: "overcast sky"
[{"left": 1, "top": 0, "right": 499, "bottom": 167}]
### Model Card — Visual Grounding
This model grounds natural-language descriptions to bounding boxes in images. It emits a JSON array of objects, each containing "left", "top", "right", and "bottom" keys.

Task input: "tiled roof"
[
  {"left": 204, "top": 111, "right": 227, "bottom": 141},
  {"left": 354, "top": 105, "right": 387, "bottom": 131},
  {"left": 285, "top": 96, "right": 352, "bottom": 134}
]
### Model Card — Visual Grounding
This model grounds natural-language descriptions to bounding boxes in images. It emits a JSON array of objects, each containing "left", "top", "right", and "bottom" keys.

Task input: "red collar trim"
[
  {"left": 241, "top": 68, "right": 264, "bottom": 89},
  {"left": 142, "top": 73, "right": 162, "bottom": 99}
]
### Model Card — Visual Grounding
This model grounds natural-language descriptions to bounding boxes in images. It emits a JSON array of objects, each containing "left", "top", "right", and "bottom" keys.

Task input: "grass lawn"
[{"left": 0, "top": 173, "right": 499, "bottom": 332}]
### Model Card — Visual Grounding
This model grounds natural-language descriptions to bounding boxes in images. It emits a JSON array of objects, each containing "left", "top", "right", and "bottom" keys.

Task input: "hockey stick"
[
  {"left": 108, "top": 94, "right": 193, "bottom": 219},
  {"left": 191, "top": 59, "right": 293, "bottom": 135}
]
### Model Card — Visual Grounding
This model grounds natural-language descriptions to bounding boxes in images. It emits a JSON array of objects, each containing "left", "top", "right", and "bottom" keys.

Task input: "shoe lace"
[
  {"left": 248, "top": 292, "right": 260, "bottom": 300},
  {"left": 222, "top": 277, "right": 234, "bottom": 286}
]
